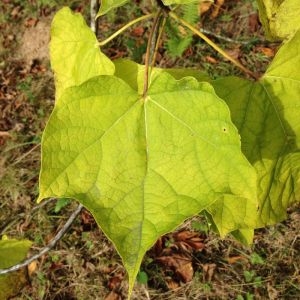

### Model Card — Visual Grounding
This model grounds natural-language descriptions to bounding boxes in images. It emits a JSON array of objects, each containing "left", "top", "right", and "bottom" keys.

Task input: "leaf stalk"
[
  {"left": 143, "top": 10, "right": 163, "bottom": 97},
  {"left": 98, "top": 13, "right": 155, "bottom": 46}
]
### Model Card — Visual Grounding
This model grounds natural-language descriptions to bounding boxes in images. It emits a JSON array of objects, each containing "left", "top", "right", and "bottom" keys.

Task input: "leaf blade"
[
  {"left": 38, "top": 73, "right": 257, "bottom": 296},
  {"left": 211, "top": 32, "right": 300, "bottom": 226},
  {"left": 50, "top": 7, "right": 115, "bottom": 99}
]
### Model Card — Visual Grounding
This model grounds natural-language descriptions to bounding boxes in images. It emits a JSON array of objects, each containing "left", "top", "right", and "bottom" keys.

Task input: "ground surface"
[{"left": 0, "top": 1, "right": 300, "bottom": 299}]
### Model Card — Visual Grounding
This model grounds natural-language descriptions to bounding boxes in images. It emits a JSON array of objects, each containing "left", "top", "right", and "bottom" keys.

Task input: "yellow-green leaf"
[
  {"left": 50, "top": 7, "right": 114, "bottom": 99},
  {"left": 256, "top": 0, "right": 300, "bottom": 41},
  {"left": 0, "top": 238, "right": 32, "bottom": 299},
  {"left": 212, "top": 30, "right": 300, "bottom": 227},
  {"left": 38, "top": 72, "right": 257, "bottom": 296}
]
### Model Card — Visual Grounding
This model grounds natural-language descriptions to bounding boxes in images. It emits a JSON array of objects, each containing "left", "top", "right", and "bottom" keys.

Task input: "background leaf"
[
  {"left": 0, "top": 238, "right": 32, "bottom": 299},
  {"left": 50, "top": 7, "right": 115, "bottom": 99},
  {"left": 256, "top": 0, "right": 300, "bottom": 41},
  {"left": 97, "top": 0, "right": 129, "bottom": 17},
  {"left": 38, "top": 72, "right": 257, "bottom": 296},
  {"left": 212, "top": 30, "right": 300, "bottom": 226}
]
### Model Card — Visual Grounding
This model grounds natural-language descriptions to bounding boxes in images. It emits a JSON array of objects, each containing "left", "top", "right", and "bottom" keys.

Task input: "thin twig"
[
  {"left": 9, "top": 143, "right": 40, "bottom": 167},
  {"left": 90, "top": 0, "right": 99, "bottom": 34},
  {"left": 200, "top": 28, "right": 258, "bottom": 45},
  {"left": 0, "top": 203, "right": 83, "bottom": 275}
]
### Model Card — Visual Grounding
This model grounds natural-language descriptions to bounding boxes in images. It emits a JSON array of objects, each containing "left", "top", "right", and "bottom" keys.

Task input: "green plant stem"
[
  {"left": 143, "top": 10, "right": 163, "bottom": 97},
  {"left": 98, "top": 13, "right": 155, "bottom": 46},
  {"left": 169, "top": 11, "right": 258, "bottom": 79}
]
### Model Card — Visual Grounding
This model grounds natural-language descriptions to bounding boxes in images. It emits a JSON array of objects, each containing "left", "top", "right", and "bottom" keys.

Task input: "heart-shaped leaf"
[{"left": 38, "top": 71, "right": 257, "bottom": 296}]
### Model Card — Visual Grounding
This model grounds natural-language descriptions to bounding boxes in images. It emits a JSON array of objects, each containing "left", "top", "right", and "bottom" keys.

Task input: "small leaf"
[
  {"left": 136, "top": 271, "right": 148, "bottom": 284},
  {"left": 250, "top": 252, "right": 265, "bottom": 265},
  {"left": 50, "top": 7, "right": 115, "bottom": 99},
  {"left": 54, "top": 198, "right": 71, "bottom": 213},
  {"left": 97, "top": 0, "right": 129, "bottom": 17}
]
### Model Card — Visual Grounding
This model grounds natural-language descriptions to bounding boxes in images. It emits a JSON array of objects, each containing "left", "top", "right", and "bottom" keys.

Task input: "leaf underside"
[
  {"left": 38, "top": 71, "right": 257, "bottom": 294},
  {"left": 212, "top": 30, "right": 300, "bottom": 227}
]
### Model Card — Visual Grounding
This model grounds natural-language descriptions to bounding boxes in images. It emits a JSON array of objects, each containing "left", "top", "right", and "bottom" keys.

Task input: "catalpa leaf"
[
  {"left": 212, "top": 30, "right": 300, "bottom": 227},
  {"left": 50, "top": 7, "right": 114, "bottom": 99},
  {"left": 256, "top": 0, "right": 300, "bottom": 41},
  {"left": 38, "top": 72, "right": 257, "bottom": 296},
  {"left": 115, "top": 60, "right": 256, "bottom": 236},
  {"left": 97, "top": 0, "right": 129, "bottom": 17}
]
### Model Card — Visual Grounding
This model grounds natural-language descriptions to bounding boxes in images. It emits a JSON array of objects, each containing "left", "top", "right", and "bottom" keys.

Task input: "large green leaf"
[
  {"left": 38, "top": 71, "right": 257, "bottom": 296},
  {"left": 97, "top": 0, "right": 129, "bottom": 17},
  {"left": 50, "top": 7, "right": 114, "bottom": 99},
  {"left": 256, "top": 0, "right": 300, "bottom": 41},
  {"left": 0, "top": 237, "right": 32, "bottom": 299},
  {"left": 212, "top": 30, "right": 300, "bottom": 227}
]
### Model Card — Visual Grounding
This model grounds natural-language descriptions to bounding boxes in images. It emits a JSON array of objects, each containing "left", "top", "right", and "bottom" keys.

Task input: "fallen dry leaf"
[
  {"left": 24, "top": 18, "right": 38, "bottom": 27},
  {"left": 199, "top": 1, "right": 213, "bottom": 15},
  {"left": 27, "top": 260, "right": 37, "bottom": 277},
  {"left": 131, "top": 26, "right": 144, "bottom": 37},
  {"left": 107, "top": 271, "right": 124, "bottom": 290},
  {"left": 0, "top": 131, "right": 11, "bottom": 138},
  {"left": 267, "top": 282, "right": 279, "bottom": 300},
  {"left": 205, "top": 56, "right": 218, "bottom": 64},
  {"left": 176, "top": 261, "right": 194, "bottom": 283},
  {"left": 166, "top": 279, "right": 180, "bottom": 290},
  {"left": 225, "top": 47, "right": 241, "bottom": 60},
  {"left": 173, "top": 230, "right": 205, "bottom": 251},
  {"left": 226, "top": 255, "right": 248, "bottom": 264},
  {"left": 156, "top": 253, "right": 194, "bottom": 283},
  {"left": 248, "top": 13, "right": 259, "bottom": 33},
  {"left": 256, "top": 46, "right": 275, "bottom": 58},
  {"left": 211, "top": 0, "right": 224, "bottom": 19},
  {"left": 202, "top": 263, "right": 216, "bottom": 281}
]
